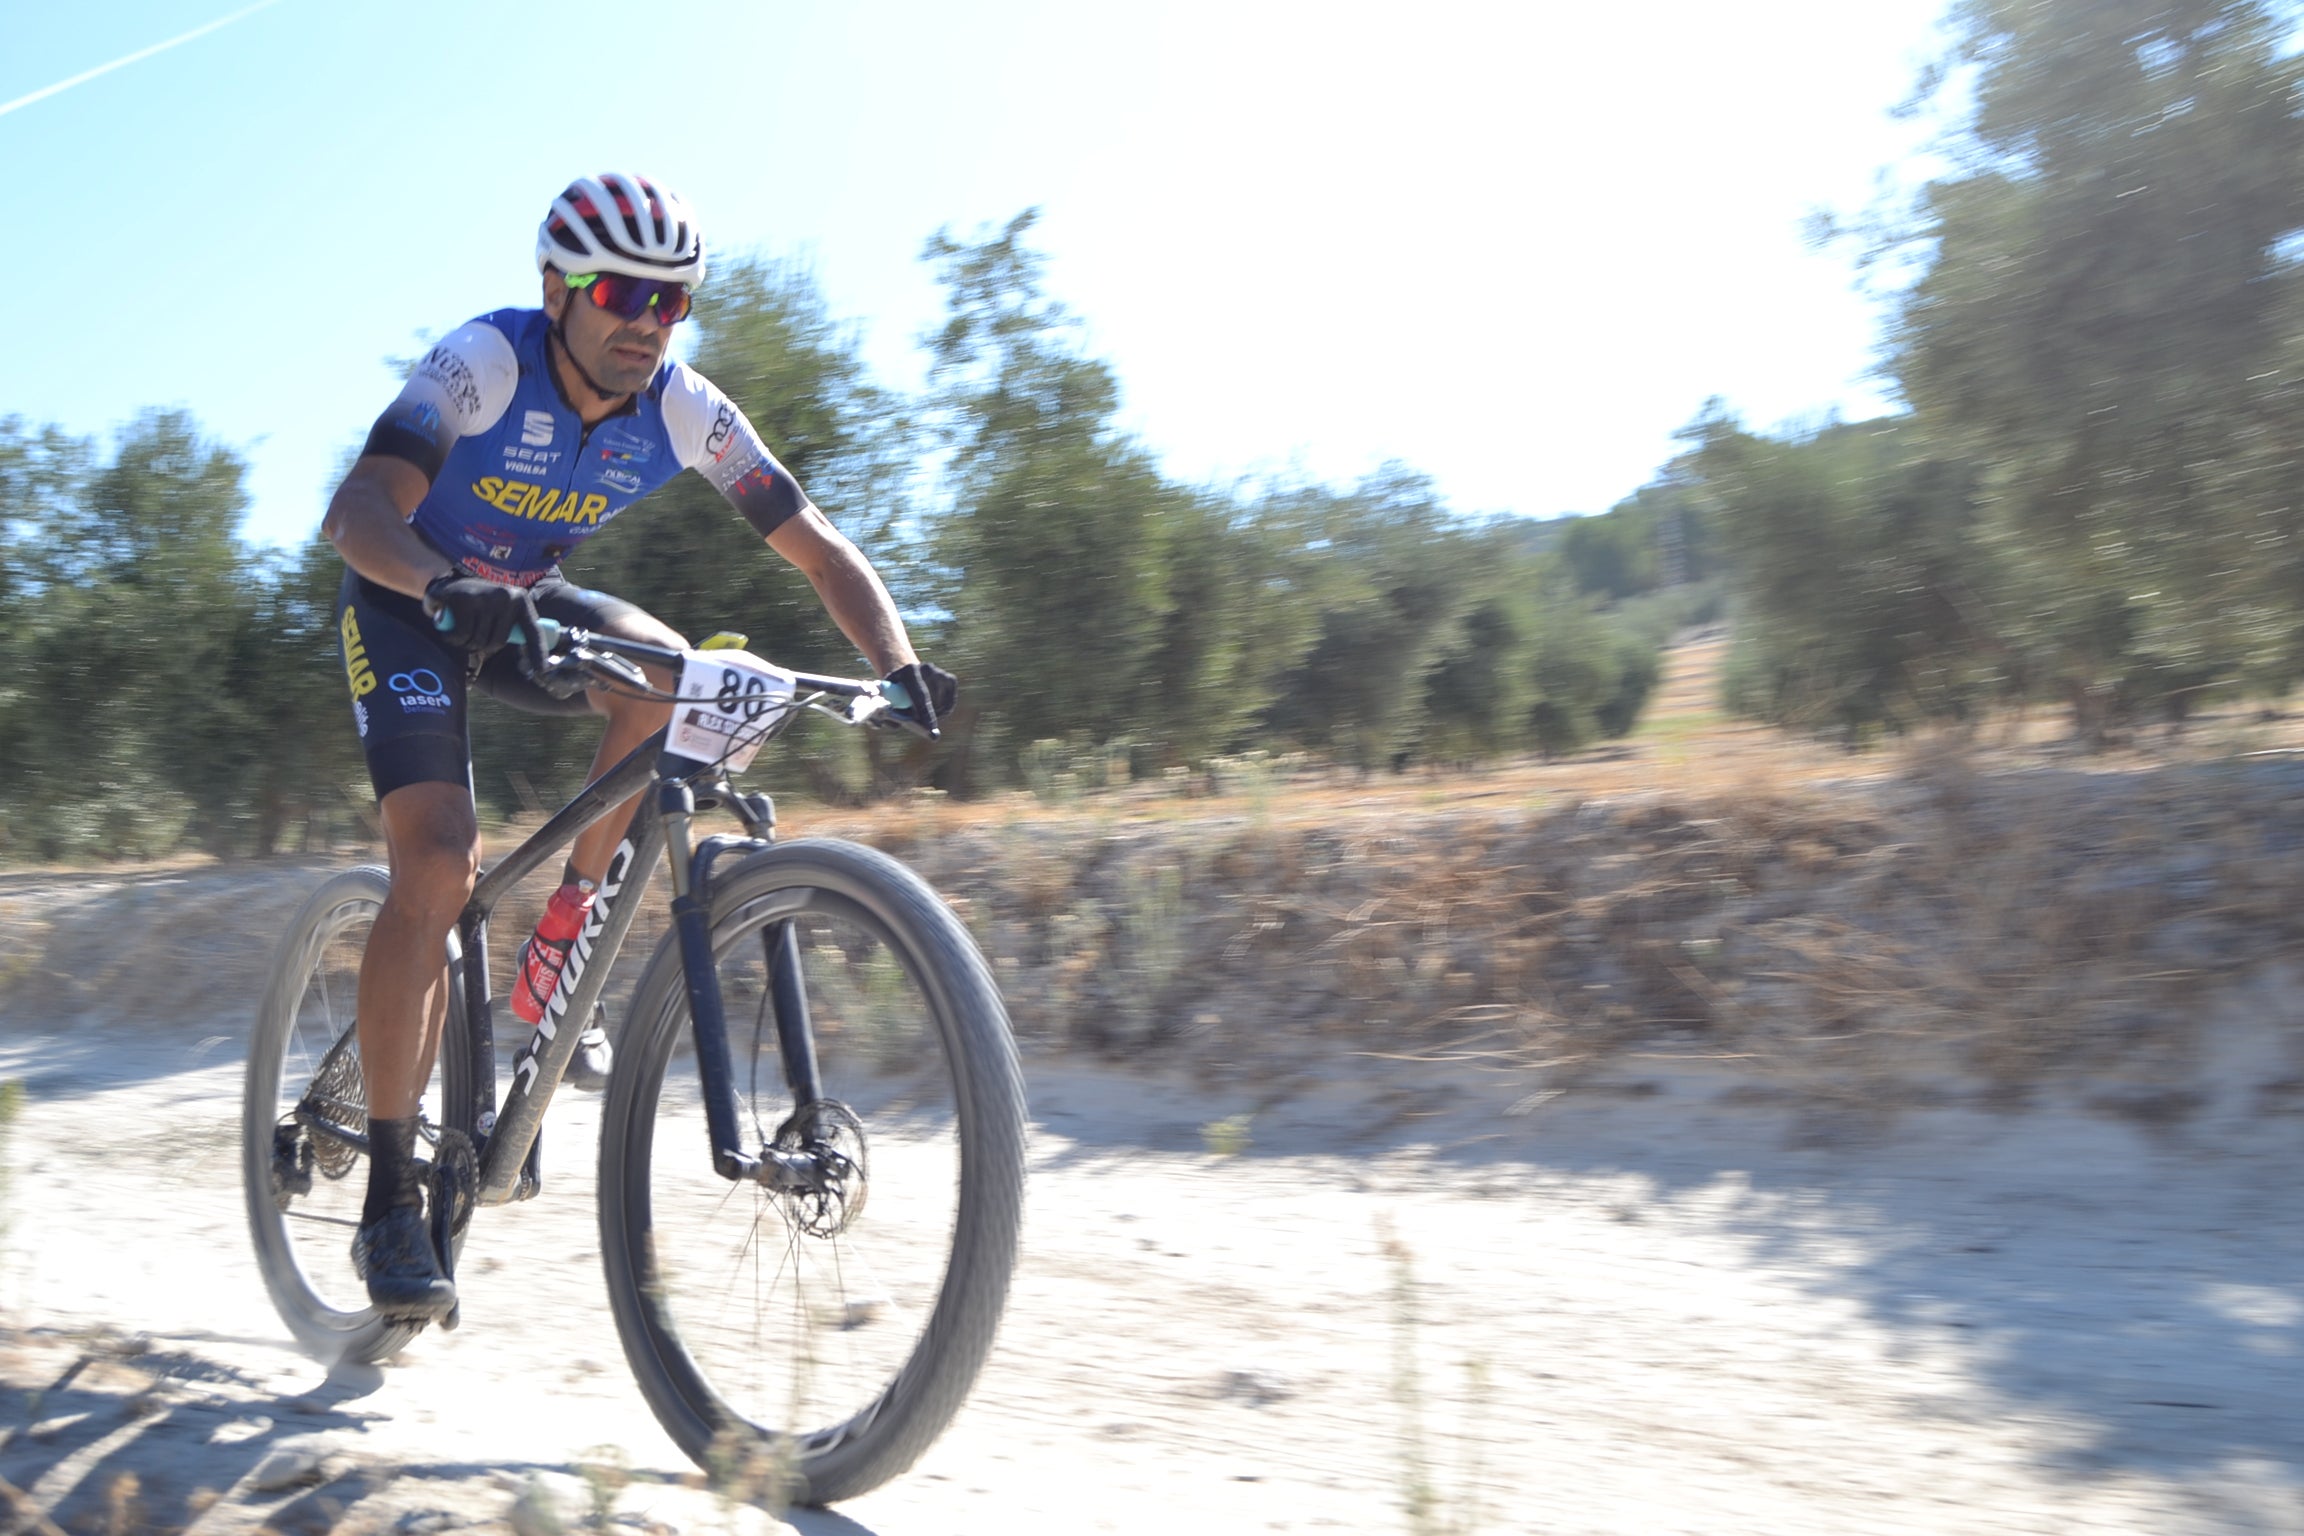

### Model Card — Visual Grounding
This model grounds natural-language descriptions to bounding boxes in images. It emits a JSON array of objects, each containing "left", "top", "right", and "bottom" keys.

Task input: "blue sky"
[{"left": 1, "top": 0, "right": 1949, "bottom": 546}]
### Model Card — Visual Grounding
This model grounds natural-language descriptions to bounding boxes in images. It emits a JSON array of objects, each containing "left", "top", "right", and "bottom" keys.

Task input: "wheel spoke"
[
  {"left": 600, "top": 843, "right": 1023, "bottom": 1502},
  {"left": 244, "top": 868, "right": 468, "bottom": 1365}
]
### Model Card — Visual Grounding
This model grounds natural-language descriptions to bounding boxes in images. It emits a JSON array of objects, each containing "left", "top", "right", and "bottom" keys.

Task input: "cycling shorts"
[{"left": 336, "top": 566, "right": 653, "bottom": 799}]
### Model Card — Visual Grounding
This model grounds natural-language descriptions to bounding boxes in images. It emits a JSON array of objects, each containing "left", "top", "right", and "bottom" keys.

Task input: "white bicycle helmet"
[{"left": 535, "top": 173, "right": 706, "bottom": 286}]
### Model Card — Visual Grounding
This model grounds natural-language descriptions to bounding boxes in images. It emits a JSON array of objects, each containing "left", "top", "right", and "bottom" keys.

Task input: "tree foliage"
[
  {"left": 1629, "top": 0, "right": 2304, "bottom": 744},
  {"left": 0, "top": 222, "right": 1667, "bottom": 859}
]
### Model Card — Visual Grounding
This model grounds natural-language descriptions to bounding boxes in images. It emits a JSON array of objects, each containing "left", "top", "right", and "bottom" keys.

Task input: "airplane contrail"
[{"left": 0, "top": 0, "right": 291, "bottom": 121}]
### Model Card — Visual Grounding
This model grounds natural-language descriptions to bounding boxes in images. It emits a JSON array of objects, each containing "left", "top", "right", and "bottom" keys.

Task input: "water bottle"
[{"left": 512, "top": 881, "right": 596, "bottom": 1026}]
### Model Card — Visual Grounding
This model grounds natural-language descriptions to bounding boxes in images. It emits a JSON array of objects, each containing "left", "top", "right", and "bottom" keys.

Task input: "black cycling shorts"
[{"left": 335, "top": 566, "right": 654, "bottom": 800}]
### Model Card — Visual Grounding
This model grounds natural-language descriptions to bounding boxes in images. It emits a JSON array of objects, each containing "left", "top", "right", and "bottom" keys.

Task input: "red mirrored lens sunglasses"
[{"left": 564, "top": 272, "right": 693, "bottom": 326}]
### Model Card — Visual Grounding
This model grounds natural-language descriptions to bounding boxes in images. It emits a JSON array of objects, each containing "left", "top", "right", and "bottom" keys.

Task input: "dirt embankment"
[{"left": 8, "top": 743, "right": 2304, "bottom": 1122}]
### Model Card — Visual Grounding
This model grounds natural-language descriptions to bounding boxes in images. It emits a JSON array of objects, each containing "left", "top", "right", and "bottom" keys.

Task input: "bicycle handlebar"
[
  {"left": 419, "top": 609, "right": 930, "bottom": 742},
  {"left": 520, "top": 624, "right": 936, "bottom": 742}
]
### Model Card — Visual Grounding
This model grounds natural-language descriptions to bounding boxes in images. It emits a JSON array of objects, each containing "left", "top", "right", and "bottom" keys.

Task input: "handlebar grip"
[{"left": 429, "top": 608, "right": 562, "bottom": 653}]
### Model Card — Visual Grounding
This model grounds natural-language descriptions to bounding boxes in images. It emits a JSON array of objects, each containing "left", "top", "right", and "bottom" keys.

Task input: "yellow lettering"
[
  {"left": 340, "top": 609, "right": 377, "bottom": 699},
  {"left": 496, "top": 479, "right": 532, "bottom": 513},
  {"left": 473, "top": 476, "right": 504, "bottom": 504},
  {"left": 533, "top": 489, "right": 560, "bottom": 521},
  {"left": 578, "top": 494, "right": 608, "bottom": 524}
]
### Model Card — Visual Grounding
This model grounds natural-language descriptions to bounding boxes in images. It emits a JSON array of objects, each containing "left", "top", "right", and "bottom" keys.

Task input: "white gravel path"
[{"left": 2, "top": 1022, "right": 2300, "bottom": 1535}]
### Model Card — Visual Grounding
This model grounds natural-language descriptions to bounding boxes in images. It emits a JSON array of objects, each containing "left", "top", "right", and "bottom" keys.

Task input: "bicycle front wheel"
[
  {"left": 599, "top": 838, "right": 1025, "bottom": 1506},
  {"left": 241, "top": 865, "right": 474, "bottom": 1363}
]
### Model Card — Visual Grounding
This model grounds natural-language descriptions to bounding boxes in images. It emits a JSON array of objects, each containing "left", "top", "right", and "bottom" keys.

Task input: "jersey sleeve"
[
  {"left": 359, "top": 320, "right": 520, "bottom": 480},
  {"left": 661, "top": 363, "right": 813, "bottom": 538}
]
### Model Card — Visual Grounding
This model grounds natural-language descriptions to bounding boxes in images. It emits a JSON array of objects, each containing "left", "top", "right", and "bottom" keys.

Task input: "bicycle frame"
[{"left": 450, "top": 730, "right": 820, "bottom": 1207}]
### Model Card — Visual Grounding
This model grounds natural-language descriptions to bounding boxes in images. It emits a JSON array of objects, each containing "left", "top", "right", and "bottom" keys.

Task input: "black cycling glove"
[
  {"left": 882, "top": 660, "right": 959, "bottom": 737},
  {"left": 424, "top": 572, "right": 537, "bottom": 657}
]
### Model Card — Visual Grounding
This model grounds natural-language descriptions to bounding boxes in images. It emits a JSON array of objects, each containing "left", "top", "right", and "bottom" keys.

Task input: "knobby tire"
[
  {"left": 597, "top": 838, "right": 1026, "bottom": 1506},
  {"left": 241, "top": 865, "right": 475, "bottom": 1363}
]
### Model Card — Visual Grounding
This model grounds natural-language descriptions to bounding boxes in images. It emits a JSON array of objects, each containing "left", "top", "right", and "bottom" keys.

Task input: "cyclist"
[{"left": 325, "top": 172, "right": 955, "bottom": 1319}]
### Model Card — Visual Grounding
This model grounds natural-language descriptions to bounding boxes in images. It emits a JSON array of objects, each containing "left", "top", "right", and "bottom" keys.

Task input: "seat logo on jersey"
[
  {"left": 521, "top": 410, "right": 554, "bottom": 446},
  {"left": 470, "top": 476, "right": 610, "bottom": 525}
]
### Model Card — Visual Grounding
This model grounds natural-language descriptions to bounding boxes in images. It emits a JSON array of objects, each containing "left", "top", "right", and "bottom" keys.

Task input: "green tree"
[
  {"left": 1559, "top": 505, "right": 1657, "bottom": 600},
  {"left": 0, "top": 413, "right": 264, "bottom": 856},
  {"left": 1262, "top": 467, "right": 1484, "bottom": 770},
  {"left": 1882, "top": 0, "right": 2304, "bottom": 727},
  {"left": 1698, "top": 412, "right": 1993, "bottom": 738},
  {"left": 925, "top": 213, "right": 1203, "bottom": 778}
]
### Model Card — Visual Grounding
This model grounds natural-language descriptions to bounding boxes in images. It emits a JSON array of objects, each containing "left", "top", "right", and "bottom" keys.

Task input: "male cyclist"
[{"left": 325, "top": 172, "right": 954, "bottom": 1319}]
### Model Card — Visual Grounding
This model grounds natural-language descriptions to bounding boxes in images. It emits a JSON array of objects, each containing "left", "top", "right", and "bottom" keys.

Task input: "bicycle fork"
[{"left": 662, "top": 781, "right": 832, "bottom": 1193}]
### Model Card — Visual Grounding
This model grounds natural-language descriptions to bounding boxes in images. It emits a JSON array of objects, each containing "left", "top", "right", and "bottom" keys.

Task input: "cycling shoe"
[{"left": 351, "top": 1203, "right": 457, "bottom": 1321}]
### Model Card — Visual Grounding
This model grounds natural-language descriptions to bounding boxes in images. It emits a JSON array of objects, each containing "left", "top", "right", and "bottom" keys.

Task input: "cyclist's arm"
[
  {"left": 324, "top": 322, "right": 520, "bottom": 598},
  {"left": 765, "top": 508, "right": 918, "bottom": 675},
  {"left": 324, "top": 454, "right": 444, "bottom": 599},
  {"left": 666, "top": 367, "right": 919, "bottom": 673}
]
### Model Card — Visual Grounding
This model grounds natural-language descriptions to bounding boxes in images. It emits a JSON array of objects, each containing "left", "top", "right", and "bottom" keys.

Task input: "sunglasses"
[{"left": 564, "top": 271, "right": 693, "bottom": 326}]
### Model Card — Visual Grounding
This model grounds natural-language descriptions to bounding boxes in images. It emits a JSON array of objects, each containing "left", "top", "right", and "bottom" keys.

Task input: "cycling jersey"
[{"left": 363, "top": 307, "right": 808, "bottom": 585}]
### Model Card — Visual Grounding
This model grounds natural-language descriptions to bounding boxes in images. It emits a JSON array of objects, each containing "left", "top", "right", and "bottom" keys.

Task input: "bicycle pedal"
[
  {"left": 512, "top": 1126, "right": 544, "bottom": 1201},
  {"left": 567, "top": 1009, "right": 614, "bottom": 1093}
]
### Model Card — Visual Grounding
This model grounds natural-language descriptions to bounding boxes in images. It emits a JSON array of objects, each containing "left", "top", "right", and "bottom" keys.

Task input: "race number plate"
[{"left": 670, "top": 648, "right": 797, "bottom": 773}]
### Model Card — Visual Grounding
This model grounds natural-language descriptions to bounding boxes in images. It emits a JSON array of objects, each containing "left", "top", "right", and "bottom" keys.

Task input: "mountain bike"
[{"left": 240, "top": 621, "right": 1025, "bottom": 1504}]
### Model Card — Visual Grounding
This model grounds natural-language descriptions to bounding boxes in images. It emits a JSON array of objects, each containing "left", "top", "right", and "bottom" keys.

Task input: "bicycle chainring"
[
  {"left": 770, "top": 1099, "right": 869, "bottom": 1238},
  {"left": 429, "top": 1126, "right": 478, "bottom": 1243}
]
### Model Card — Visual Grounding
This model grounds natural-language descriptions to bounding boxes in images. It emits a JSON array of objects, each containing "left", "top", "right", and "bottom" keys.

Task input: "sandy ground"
[{"left": 2, "top": 1011, "right": 2301, "bottom": 1536}]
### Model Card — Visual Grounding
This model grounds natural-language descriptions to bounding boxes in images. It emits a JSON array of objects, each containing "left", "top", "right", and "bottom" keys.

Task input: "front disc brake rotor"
[{"left": 770, "top": 1099, "right": 869, "bottom": 1238}]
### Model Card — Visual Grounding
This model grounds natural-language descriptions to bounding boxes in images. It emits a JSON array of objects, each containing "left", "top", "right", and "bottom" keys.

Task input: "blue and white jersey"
[{"left": 384, "top": 307, "right": 803, "bottom": 585}]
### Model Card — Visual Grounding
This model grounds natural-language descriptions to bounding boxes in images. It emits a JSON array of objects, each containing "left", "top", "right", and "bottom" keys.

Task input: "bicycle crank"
[{"left": 427, "top": 1128, "right": 478, "bottom": 1331}]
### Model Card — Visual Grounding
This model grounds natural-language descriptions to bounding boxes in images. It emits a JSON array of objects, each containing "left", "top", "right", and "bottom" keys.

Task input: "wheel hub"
[{"left": 769, "top": 1100, "right": 869, "bottom": 1237}]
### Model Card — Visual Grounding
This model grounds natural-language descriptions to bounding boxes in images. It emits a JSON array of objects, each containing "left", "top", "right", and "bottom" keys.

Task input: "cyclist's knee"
[
  {"left": 602, "top": 607, "right": 688, "bottom": 653},
  {"left": 379, "top": 784, "right": 480, "bottom": 908}
]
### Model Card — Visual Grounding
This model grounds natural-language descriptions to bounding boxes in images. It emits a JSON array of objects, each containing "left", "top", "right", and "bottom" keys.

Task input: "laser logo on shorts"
[{"left": 392, "top": 668, "right": 451, "bottom": 710}]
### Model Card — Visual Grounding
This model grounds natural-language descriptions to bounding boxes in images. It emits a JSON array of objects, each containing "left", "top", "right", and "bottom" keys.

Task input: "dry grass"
[{"left": 8, "top": 633, "right": 2304, "bottom": 1110}]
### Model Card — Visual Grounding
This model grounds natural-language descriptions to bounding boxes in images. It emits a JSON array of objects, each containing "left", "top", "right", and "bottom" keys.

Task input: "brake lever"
[
  {"left": 511, "top": 616, "right": 566, "bottom": 682},
  {"left": 578, "top": 647, "right": 651, "bottom": 692},
  {"left": 860, "top": 694, "right": 937, "bottom": 740},
  {"left": 872, "top": 676, "right": 941, "bottom": 741}
]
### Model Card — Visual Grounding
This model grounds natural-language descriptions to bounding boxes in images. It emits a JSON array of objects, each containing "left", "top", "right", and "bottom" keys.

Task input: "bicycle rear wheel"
[
  {"left": 241, "top": 865, "right": 474, "bottom": 1362},
  {"left": 599, "top": 839, "right": 1025, "bottom": 1506}
]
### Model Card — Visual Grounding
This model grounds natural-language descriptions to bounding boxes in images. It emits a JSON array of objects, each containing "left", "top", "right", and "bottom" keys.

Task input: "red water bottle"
[{"left": 513, "top": 881, "right": 596, "bottom": 1026}]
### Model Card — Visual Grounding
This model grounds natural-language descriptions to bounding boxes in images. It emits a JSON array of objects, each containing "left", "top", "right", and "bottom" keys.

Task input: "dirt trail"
[{"left": 3, "top": 1012, "right": 2301, "bottom": 1536}]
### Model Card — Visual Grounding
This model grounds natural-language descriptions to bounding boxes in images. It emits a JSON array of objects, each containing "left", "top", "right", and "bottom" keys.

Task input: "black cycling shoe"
[
  {"left": 568, "top": 1018, "right": 614, "bottom": 1093},
  {"left": 351, "top": 1203, "right": 458, "bottom": 1321}
]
